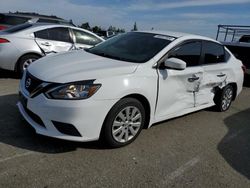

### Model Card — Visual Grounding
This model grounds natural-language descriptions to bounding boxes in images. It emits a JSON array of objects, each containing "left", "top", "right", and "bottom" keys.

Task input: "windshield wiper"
[
  {"left": 91, "top": 51, "right": 124, "bottom": 61},
  {"left": 86, "top": 50, "right": 138, "bottom": 63}
]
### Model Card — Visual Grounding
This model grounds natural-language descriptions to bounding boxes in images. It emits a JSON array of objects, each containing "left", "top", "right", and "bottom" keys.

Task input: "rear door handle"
[
  {"left": 41, "top": 42, "right": 51, "bottom": 47},
  {"left": 217, "top": 73, "right": 226, "bottom": 77},
  {"left": 188, "top": 76, "right": 199, "bottom": 82}
]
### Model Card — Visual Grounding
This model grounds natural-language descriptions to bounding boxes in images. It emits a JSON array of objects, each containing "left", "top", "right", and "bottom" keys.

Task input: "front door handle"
[
  {"left": 41, "top": 42, "right": 51, "bottom": 47},
  {"left": 217, "top": 73, "right": 226, "bottom": 77},
  {"left": 188, "top": 76, "right": 199, "bottom": 82}
]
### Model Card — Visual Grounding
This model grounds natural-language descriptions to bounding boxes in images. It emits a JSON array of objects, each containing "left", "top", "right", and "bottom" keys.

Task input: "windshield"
[
  {"left": 86, "top": 32, "right": 174, "bottom": 63},
  {"left": 0, "top": 15, "right": 29, "bottom": 25}
]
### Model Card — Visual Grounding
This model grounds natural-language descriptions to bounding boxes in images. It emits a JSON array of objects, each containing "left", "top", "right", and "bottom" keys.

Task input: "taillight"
[
  {"left": 242, "top": 65, "right": 246, "bottom": 74},
  {"left": 0, "top": 38, "right": 9, "bottom": 43},
  {"left": 0, "top": 25, "right": 7, "bottom": 30}
]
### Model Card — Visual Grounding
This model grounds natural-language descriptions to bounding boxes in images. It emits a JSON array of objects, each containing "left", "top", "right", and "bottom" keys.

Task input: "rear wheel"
[
  {"left": 17, "top": 54, "right": 40, "bottom": 76},
  {"left": 102, "top": 98, "right": 145, "bottom": 148},
  {"left": 215, "top": 85, "right": 234, "bottom": 112}
]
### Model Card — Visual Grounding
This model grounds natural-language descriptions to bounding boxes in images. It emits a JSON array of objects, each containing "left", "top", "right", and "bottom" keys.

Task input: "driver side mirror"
[{"left": 164, "top": 57, "right": 187, "bottom": 70}]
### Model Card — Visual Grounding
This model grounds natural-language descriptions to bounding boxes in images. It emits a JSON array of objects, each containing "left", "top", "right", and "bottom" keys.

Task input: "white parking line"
[
  {"left": 163, "top": 156, "right": 200, "bottom": 184},
  {"left": 0, "top": 151, "right": 34, "bottom": 163}
]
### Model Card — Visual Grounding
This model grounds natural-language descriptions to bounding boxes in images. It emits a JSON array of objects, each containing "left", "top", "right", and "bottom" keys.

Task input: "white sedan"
[{"left": 18, "top": 31, "right": 244, "bottom": 147}]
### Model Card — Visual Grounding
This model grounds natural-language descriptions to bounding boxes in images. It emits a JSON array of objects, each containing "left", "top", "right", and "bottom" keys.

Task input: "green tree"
[
  {"left": 79, "top": 22, "right": 91, "bottom": 30},
  {"left": 92, "top": 26, "right": 101, "bottom": 33}
]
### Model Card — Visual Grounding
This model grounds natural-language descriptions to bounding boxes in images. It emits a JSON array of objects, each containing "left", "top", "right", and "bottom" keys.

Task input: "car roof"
[
  {"left": 27, "top": 23, "right": 95, "bottom": 32},
  {"left": 136, "top": 30, "right": 189, "bottom": 38},
  {"left": 2, "top": 12, "right": 66, "bottom": 21},
  {"left": 28, "top": 22, "right": 73, "bottom": 28},
  {"left": 136, "top": 30, "right": 218, "bottom": 43}
]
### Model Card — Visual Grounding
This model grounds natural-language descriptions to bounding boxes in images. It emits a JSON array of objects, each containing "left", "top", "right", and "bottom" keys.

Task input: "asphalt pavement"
[{"left": 0, "top": 69, "right": 250, "bottom": 188}]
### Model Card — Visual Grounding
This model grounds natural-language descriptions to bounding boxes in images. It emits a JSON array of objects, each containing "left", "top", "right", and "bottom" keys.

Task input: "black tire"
[
  {"left": 101, "top": 98, "right": 145, "bottom": 148},
  {"left": 17, "top": 54, "right": 40, "bottom": 77},
  {"left": 214, "top": 85, "right": 234, "bottom": 112}
]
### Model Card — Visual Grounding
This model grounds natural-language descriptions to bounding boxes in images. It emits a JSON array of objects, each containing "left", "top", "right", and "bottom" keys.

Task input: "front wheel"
[
  {"left": 102, "top": 98, "right": 145, "bottom": 148},
  {"left": 215, "top": 85, "right": 234, "bottom": 112}
]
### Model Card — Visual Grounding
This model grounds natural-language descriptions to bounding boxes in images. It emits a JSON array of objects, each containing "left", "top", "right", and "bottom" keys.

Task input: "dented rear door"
[
  {"left": 34, "top": 27, "right": 73, "bottom": 54},
  {"left": 196, "top": 41, "right": 229, "bottom": 106}
]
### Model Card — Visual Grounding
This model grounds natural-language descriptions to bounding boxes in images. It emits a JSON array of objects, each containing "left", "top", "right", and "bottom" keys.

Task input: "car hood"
[{"left": 28, "top": 50, "right": 139, "bottom": 83}]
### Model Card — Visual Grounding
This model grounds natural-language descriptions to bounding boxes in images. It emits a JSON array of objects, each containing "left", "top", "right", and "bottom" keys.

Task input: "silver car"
[
  {"left": 0, "top": 23, "right": 104, "bottom": 75},
  {"left": 0, "top": 12, "right": 75, "bottom": 30}
]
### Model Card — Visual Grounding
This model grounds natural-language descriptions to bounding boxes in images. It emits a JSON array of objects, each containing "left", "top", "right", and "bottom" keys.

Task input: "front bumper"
[{"left": 18, "top": 80, "right": 118, "bottom": 142}]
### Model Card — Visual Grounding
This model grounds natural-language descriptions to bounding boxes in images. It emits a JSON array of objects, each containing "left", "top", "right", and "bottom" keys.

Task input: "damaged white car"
[{"left": 18, "top": 31, "right": 244, "bottom": 147}]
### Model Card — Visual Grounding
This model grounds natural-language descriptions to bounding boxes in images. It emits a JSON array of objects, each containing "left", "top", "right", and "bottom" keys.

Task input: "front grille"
[{"left": 25, "top": 71, "right": 43, "bottom": 94}]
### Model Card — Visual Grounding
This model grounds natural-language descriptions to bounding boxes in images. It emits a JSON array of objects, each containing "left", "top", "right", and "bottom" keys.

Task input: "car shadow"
[
  {"left": 0, "top": 69, "right": 19, "bottom": 79},
  {"left": 218, "top": 108, "right": 250, "bottom": 179},
  {"left": 0, "top": 94, "right": 108, "bottom": 154}
]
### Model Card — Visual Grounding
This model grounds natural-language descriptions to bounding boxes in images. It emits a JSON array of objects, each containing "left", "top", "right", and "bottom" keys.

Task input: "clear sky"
[{"left": 1, "top": 0, "right": 250, "bottom": 38}]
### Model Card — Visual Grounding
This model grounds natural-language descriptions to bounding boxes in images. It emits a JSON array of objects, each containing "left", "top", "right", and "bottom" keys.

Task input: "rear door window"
[
  {"left": 35, "top": 27, "right": 72, "bottom": 43},
  {"left": 34, "top": 29, "right": 49, "bottom": 39},
  {"left": 202, "top": 41, "right": 225, "bottom": 64},
  {"left": 72, "top": 29, "right": 102, "bottom": 45},
  {"left": 168, "top": 41, "right": 202, "bottom": 67}
]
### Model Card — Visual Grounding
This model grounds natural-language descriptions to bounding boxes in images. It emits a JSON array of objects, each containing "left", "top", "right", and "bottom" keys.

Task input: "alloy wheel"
[
  {"left": 221, "top": 87, "right": 233, "bottom": 111},
  {"left": 112, "top": 106, "right": 142, "bottom": 143},
  {"left": 22, "top": 58, "right": 36, "bottom": 71}
]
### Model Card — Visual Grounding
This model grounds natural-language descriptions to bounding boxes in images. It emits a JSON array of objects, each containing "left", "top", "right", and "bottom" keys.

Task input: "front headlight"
[{"left": 45, "top": 81, "right": 101, "bottom": 100}]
